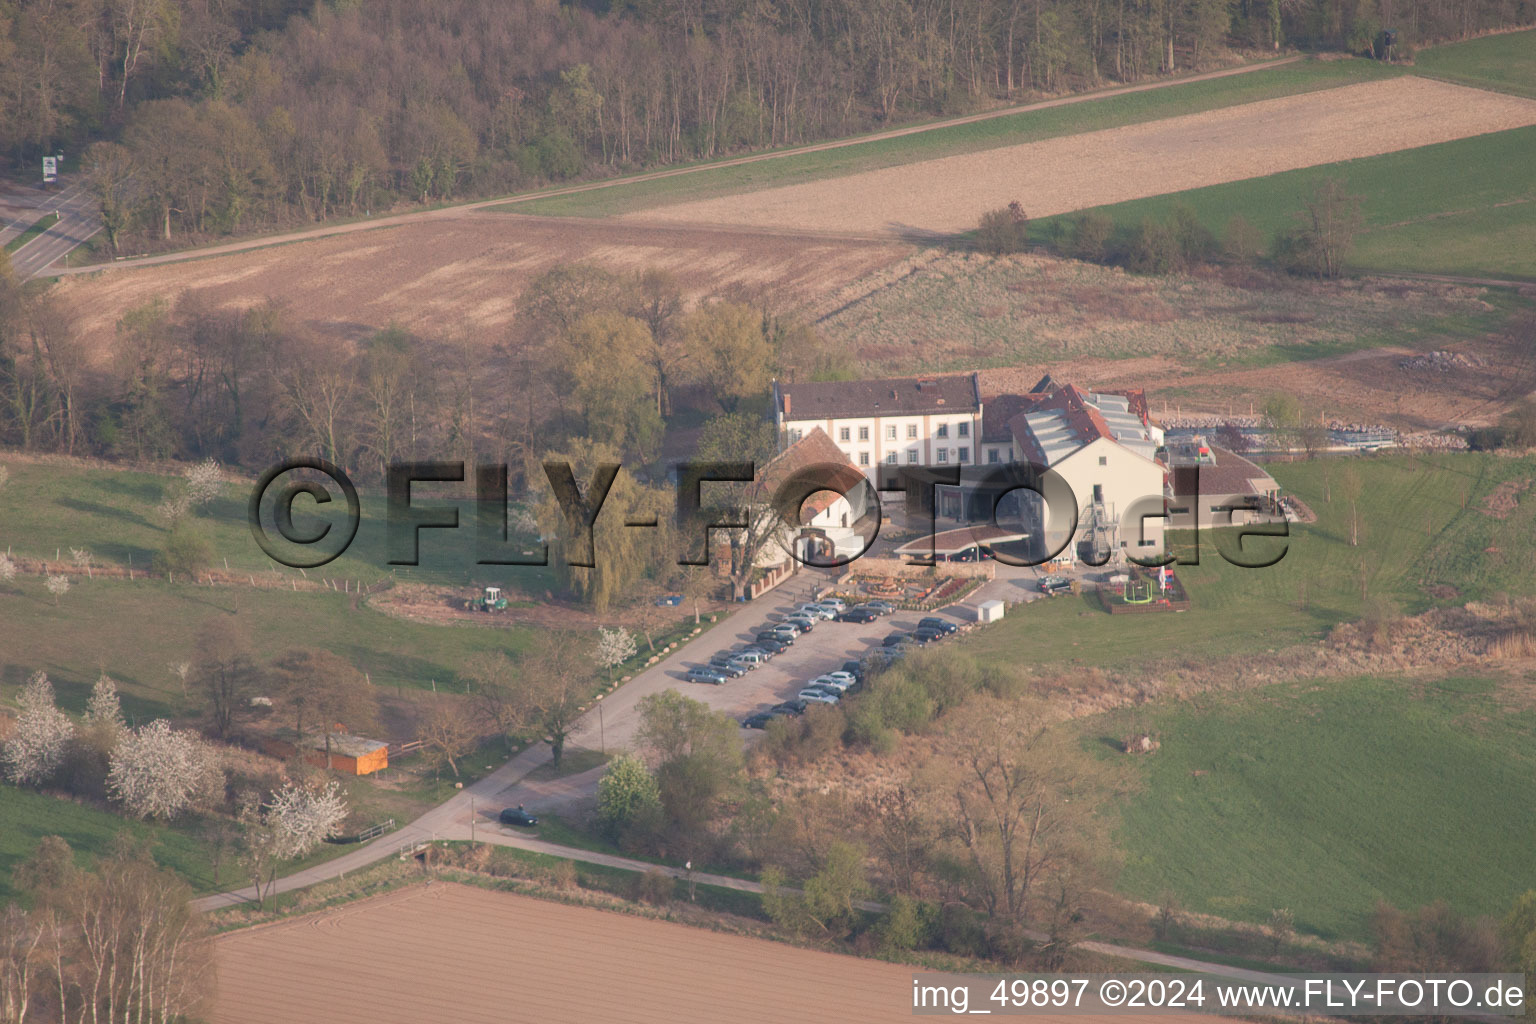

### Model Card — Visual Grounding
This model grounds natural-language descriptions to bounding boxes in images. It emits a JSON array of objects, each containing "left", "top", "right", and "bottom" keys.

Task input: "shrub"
[
  {"left": 634, "top": 867, "right": 675, "bottom": 906},
  {"left": 155, "top": 522, "right": 213, "bottom": 577},
  {"left": 1127, "top": 218, "right": 1181, "bottom": 274},
  {"left": 1067, "top": 211, "right": 1112, "bottom": 262},
  {"left": 596, "top": 753, "right": 663, "bottom": 842},
  {"left": 975, "top": 201, "right": 1030, "bottom": 254},
  {"left": 1169, "top": 204, "right": 1216, "bottom": 264},
  {"left": 877, "top": 893, "right": 930, "bottom": 953},
  {"left": 1222, "top": 214, "right": 1264, "bottom": 266}
]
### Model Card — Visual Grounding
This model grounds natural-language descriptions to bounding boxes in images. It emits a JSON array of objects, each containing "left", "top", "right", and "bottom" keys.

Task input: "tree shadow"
[{"left": 56, "top": 496, "right": 160, "bottom": 532}]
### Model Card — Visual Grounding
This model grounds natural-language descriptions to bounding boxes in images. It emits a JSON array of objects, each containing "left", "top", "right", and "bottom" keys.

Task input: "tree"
[
  {"left": 82, "top": 674, "right": 124, "bottom": 733},
  {"left": 2, "top": 672, "right": 73, "bottom": 785},
  {"left": 1372, "top": 900, "right": 1501, "bottom": 972},
  {"left": 270, "top": 649, "right": 379, "bottom": 760},
  {"left": 1262, "top": 392, "right": 1304, "bottom": 454},
  {"left": 511, "top": 632, "right": 593, "bottom": 768},
  {"left": 44, "top": 574, "right": 69, "bottom": 605},
  {"left": 108, "top": 720, "right": 220, "bottom": 819},
  {"left": 681, "top": 302, "right": 772, "bottom": 413},
  {"left": 420, "top": 700, "right": 477, "bottom": 777},
  {"left": 1336, "top": 465, "right": 1363, "bottom": 547},
  {"left": 191, "top": 615, "right": 262, "bottom": 738},
  {"left": 594, "top": 626, "right": 637, "bottom": 681},
  {"left": 240, "top": 781, "right": 349, "bottom": 907},
  {"left": 595, "top": 753, "right": 663, "bottom": 843},
  {"left": 975, "top": 201, "right": 1030, "bottom": 254},
  {"left": 761, "top": 840, "right": 870, "bottom": 938},
  {"left": 634, "top": 691, "right": 743, "bottom": 852},
  {"left": 464, "top": 651, "right": 520, "bottom": 752},
  {"left": 1276, "top": 177, "right": 1364, "bottom": 278},
  {"left": 556, "top": 313, "right": 663, "bottom": 457}
]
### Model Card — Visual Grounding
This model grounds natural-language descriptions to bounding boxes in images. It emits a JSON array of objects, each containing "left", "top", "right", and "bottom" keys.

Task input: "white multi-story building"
[{"left": 772, "top": 374, "right": 983, "bottom": 485}]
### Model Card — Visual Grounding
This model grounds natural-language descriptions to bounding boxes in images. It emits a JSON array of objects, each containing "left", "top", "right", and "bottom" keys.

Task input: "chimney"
[{"left": 783, "top": 393, "right": 791, "bottom": 416}]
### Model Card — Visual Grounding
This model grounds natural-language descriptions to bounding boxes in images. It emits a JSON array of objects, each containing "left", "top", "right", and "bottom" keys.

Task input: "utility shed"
[
  {"left": 976, "top": 599, "right": 1005, "bottom": 623},
  {"left": 264, "top": 732, "right": 389, "bottom": 776}
]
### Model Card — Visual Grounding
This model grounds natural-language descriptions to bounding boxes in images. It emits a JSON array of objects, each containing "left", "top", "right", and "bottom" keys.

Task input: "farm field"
[
  {"left": 49, "top": 215, "right": 911, "bottom": 353},
  {"left": 1094, "top": 673, "right": 1536, "bottom": 941},
  {"left": 1413, "top": 27, "right": 1536, "bottom": 98},
  {"left": 1038, "top": 126, "right": 1536, "bottom": 279},
  {"left": 210, "top": 881, "right": 1208, "bottom": 1023},
  {"left": 507, "top": 58, "right": 1399, "bottom": 219},
  {"left": 964, "top": 452, "right": 1536, "bottom": 671},
  {"left": 621, "top": 78, "right": 1536, "bottom": 236}
]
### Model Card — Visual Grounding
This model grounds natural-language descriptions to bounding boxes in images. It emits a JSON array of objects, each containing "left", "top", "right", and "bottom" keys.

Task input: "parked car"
[
  {"left": 840, "top": 660, "right": 866, "bottom": 682},
  {"left": 837, "top": 606, "right": 879, "bottom": 623},
  {"left": 823, "top": 671, "right": 858, "bottom": 687},
  {"left": 751, "top": 636, "right": 791, "bottom": 654},
  {"left": 685, "top": 666, "right": 729, "bottom": 685},
  {"left": 499, "top": 806, "right": 538, "bottom": 827},
  {"left": 918, "top": 617, "right": 959, "bottom": 635},
  {"left": 784, "top": 614, "right": 817, "bottom": 633},
  {"left": 800, "top": 603, "right": 838, "bottom": 620},
  {"left": 808, "top": 674, "right": 853, "bottom": 693},
  {"left": 707, "top": 657, "right": 748, "bottom": 677},
  {"left": 911, "top": 628, "right": 944, "bottom": 645},
  {"left": 882, "top": 632, "right": 910, "bottom": 647},
  {"left": 772, "top": 699, "right": 809, "bottom": 716},
  {"left": 1039, "top": 574, "right": 1072, "bottom": 596},
  {"left": 741, "top": 711, "right": 776, "bottom": 729},
  {"left": 738, "top": 644, "right": 777, "bottom": 660},
  {"left": 731, "top": 650, "right": 767, "bottom": 667},
  {"left": 765, "top": 622, "right": 802, "bottom": 637},
  {"left": 797, "top": 688, "right": 839, "bottom": 704},
  {"left": 818, "top": 597, "right": 847, "bottom": 612},
  {"left": 865, "top": 601, "right": 895, "bottom": 616}
]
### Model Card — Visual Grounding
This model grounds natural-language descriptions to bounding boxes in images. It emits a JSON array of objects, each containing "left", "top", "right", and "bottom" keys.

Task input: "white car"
[
  {"left": 795, "top": 603, "right": 831, "bottom": 620},
  {"left": 797, "top": 688, "right": 839, "bottom": 704},
  {"left": 808, "top": 674, "right": 853, "bottom": 693},
  {"left": 818, "top": 597, "right": 847, "bottom": 612},
  {"left": 823, "top": 671, "right": 858, "bottom": 687},
  {"left": 806, "top": 604, "right": 839, "bottom": 620}
]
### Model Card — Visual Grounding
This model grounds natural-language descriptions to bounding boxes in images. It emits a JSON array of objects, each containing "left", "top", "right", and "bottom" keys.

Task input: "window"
[
  {"left": 936, "top": 424, "right": 948, "bottom": 438},
  {"left": 958, "top": 446, "right": 970, "bottom": 463},
  {"left": 1098, "top": 455, "right": 1108, "bottom": 466},
  {"left": 839, "top": 426, "right": 850, "bottom": 442},
  {"left": 886, "top": 452, "right": 898, "bottom": 464},
  {"left": 859, "top": 452, "right": 870, "bottom": 466},
  {"left": 987, "top": 448, "right": 1000, "bottom": 464},
  {"left": 907, "top": 424, "right": 918, "bottom": 439},
  {"left": 958, "top": 422, "right": 970, "bottom": 437},
  {"left": 907, "top": 450, "right": 919, "bottom": 464},
  {"left": 858, "top": 426, "right": 870, "bottom": 441},
  {"left": 886, "top": 425, "right": 897, "bottom": 440},
  {"left": 789, "top": 429, "right": 802, "bottom": 442},
  {"left": 937, "top": 449, "right": 949, "bottom": 463}
]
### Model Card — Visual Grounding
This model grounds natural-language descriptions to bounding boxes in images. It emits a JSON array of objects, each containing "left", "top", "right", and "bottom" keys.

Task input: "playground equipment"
[
  {"left": 469, "top": 586, "right": 509, "bottom": 613},
  {"left": 1121, "top": 578, "right": 1154, "bottom": 604}
]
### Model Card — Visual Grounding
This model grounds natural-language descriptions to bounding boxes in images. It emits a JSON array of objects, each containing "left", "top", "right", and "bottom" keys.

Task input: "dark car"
[
  {"left": 771, "top": 699, "right": 808, "bottom": 716},
  {"left": 755, "top": 632, "right": 794, "bottom": 649},
  {"left": 918, "top": 617, "right": 959, "bottom": 635},
  {"left": 882, "top": 632, "right": 909, "bottom": 647},
  {"left": 837, "top": 606, "right": 879, "bottom": 623},
  {"left": 911, "top": 628, "right": 944, "bottom": 644},
  {"left": 499, "top": 806, "right": 538, "bottom": 827},
  {"left": 686, "top": 666, "right": 729, "bottom": 685},
  {"left": 741, "top": 711, "right": 776, "bottom": 729},
  {"left": 1039, "top": 574, "right": 1073, "bottom": 596},
  {"left": 840, "top": 660, "right": 866, "bottom": 682},
  {"left": 707, "top": 657, "right": 748, "bottom": 677}
]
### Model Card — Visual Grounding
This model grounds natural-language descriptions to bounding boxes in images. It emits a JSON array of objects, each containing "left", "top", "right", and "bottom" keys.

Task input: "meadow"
[
  {"left": 966, "top": 451, "right": 1536, "bottom": 672},
  {"left": 505, "top": 59, "right": 1401, "bottom": 219},
  {"left": 1033, "top": 125, "right": 1536, "bottom": 279},
  {"left": 1412, "top": 27, "right": 1536, "bottom": 98},
  {"left": 1093, "top": 672, "right": 1536, "bottom": 941}
]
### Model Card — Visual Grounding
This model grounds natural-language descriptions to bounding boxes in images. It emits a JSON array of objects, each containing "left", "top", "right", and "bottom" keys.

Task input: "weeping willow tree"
[{"left": 536, "top": 437, "right": 674, "bottom": 613}]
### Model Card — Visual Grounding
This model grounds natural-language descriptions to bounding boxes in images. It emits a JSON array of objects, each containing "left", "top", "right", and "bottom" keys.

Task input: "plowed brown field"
[
  {"left": 54, "top": 215, "right": 910, "bottom": 358},
  {"left": 627, "top": 77, "right": 1536, "bottom": 235},
  {"left": 212, "top": 883, "right": 1217, "bottom": 1024}
]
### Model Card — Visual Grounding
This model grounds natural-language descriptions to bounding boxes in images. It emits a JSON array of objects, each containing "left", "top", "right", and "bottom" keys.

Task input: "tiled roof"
[
  {"left": 759, "top": 428, "right": 857, "bottom": 518},
  {"left": 778, "top": 374, "right": 979, "bottom": 420},
  {"left": 1170, "top": 445, "right": 1277, "bottom": 498}
]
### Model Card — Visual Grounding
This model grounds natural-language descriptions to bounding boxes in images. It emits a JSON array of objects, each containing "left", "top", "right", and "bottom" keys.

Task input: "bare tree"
[
  {"left": 191, "top": 615, "right": 262, "bottom": 739},
  {"left": 512, "top": 632, "right": 594, "bottom": 768},
  {"left": 420, "top": 700, "right": 477, "bottom": 778}
]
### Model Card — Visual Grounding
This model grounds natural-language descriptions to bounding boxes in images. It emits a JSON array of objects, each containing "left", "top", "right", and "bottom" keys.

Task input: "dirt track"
[
  {"left": 629, "top": 77, "right": 1536, "bottom": 235},
  {"left": 211, "top": 883, "right": 1220, "bottom": 1024}
]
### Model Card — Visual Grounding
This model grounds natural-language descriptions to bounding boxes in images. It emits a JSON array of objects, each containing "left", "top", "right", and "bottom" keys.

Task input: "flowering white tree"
[
  {"left": 1, "top": 673, "right": 74, "bottom": 785},
  {"left": 0, "top": 554, "right": 15, "bottom": 583},
  {"left": 594, "top": 626, "right": 637, "bottom": 680},
  {"left": 44, "top": 574, "right": 69, "bottom": 605},
  {"left": 107, "top": 720, "right": 219, "bottom": 819},
  {"left": 84, "top": 673, "right": 125, "bottom": 730},
  {"left": 69, "top": 547, "right": 93, "bottom": 579},
  {"left": 266, "top": 780, "right": 349, "bottom": 858},
  {"left": 184, "top": 458, "right": 223, "bottom": 507}
]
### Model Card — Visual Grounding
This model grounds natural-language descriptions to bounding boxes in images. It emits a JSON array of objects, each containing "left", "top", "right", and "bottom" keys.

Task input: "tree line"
[{"left": 3, "top": 0, "right": 1529, "bottom": 251}]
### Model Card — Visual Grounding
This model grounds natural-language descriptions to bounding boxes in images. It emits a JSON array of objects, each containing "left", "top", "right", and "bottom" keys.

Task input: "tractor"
[{"left": 469, "top": 586, "right": 509, "bottom": 613}]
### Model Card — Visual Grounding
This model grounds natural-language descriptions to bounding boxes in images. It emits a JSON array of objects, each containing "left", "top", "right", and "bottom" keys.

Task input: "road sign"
[{"left": 42, "top": 156, "right": 57, "bottom": 183}]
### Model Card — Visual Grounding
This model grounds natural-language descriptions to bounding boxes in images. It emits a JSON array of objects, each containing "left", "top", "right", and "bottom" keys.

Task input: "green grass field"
[
  {"left": 1414, "top": 28, "right": 1536, "bottom": 98},
  {"left": 504, "top": 58, "right": 1400, "bottom": 218},
  {"left": 1033, "top": 125, "right": 1536, "bottom": 279},
  {"left": 1093, "top": 673, "right": 1536, "bottom": 941},
  {"left": 3, "top": 212, "right": 58, "bottom": 254},
  {"left": 966, "top": 451, "right": 1536, "bottom": 672}
]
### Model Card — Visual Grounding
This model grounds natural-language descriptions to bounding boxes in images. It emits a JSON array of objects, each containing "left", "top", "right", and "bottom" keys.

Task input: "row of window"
[
  {"left": 837, "top": 421, "right": 971, "bottom": 443},
  {"left": 856, "top": 447, "right": 973, "bottom": 466}
]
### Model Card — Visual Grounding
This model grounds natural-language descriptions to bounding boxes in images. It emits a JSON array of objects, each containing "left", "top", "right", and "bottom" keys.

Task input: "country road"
[{"left": 1, "top": 179, "right": 102, "bottom": 279}]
